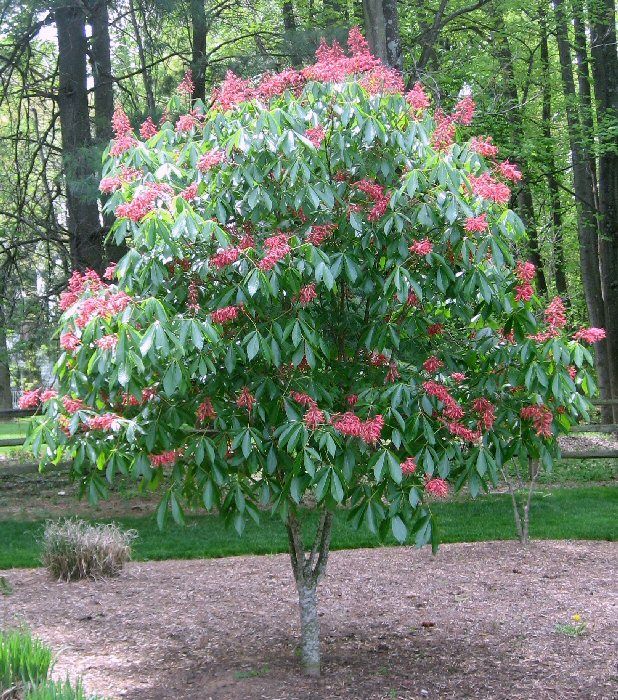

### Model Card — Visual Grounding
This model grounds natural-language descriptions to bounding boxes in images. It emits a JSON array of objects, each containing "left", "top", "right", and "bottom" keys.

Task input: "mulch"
[{"left": 1, "top": 540, "right": 616, "bottom": 699}]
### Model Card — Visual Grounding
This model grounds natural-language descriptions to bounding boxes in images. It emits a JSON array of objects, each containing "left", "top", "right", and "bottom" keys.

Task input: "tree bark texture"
[
  {"left": 286, "top": 509, "right": 333, "bottom": 676},
  {"left": 554, "top": 0, "right": 613, "bottom": 418},
  {"left": 191, "top": 0, "right": 207, "bottom": 101},
  {"left": 56, "top": 1, "right": 103, "bottom": 272}
]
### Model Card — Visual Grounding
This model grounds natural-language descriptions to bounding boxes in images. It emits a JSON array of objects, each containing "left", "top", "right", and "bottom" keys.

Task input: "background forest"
[{"left": 0, "top": 0, "right": 616, "bottom": 416}]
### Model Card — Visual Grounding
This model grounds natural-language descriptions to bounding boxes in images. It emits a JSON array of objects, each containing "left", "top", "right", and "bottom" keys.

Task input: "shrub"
[
  {"left": 0, "top": 628, "right": 52, "bottom": 690},
  {"left": 29, "top": 27, "right": 602, "bottom": 675},
  {"left": 41, "top": 519, "right": 136, "bottom": 581}
]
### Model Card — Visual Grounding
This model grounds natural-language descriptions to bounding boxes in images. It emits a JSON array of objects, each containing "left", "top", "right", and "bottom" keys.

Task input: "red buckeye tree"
[{"left": 28, "top": 29, "right": 603, "bottom": 676}]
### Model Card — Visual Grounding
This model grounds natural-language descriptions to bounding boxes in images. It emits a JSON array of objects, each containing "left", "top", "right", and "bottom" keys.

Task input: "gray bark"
[
  {"left": 540, "top": 18, "right": 569, "bottom": 301},
  {"left": 382, "top": 0, "right": 402, "bottom": 71},
  {"left": 589, "top": 0, "right": 618, "bottom": 420},
  {"left": 129, "top": 0, "right": 155, "bottom": 116},
  {"left": 0, "top": 309, "right": 11, "bottom": 410},
  {"left": 362, "top": 0, "right": 388, "bottom": 64},
  {"left": 88, "top": 0, "right": 114, "bottom": 144},
  {"left": 554, "top": 0, "right": 612, "bottom": 419},
  {"left": 56, "top": 0, "right": 103, "bottom": 272},
  {"left": 286, "top": 509, "right": 333, "bottom": 676}
]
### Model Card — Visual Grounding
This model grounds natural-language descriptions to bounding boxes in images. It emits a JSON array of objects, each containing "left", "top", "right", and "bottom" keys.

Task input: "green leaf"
[{"left": 391, "top": 515, "right": 407, "bottom": 543}]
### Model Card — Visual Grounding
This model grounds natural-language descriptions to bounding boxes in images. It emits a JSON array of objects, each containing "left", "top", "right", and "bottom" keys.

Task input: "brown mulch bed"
[{"left": 1, "top": 541, "right": 616, "bottom": 699}]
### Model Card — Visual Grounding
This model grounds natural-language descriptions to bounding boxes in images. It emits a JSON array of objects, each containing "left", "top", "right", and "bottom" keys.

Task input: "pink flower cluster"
[
  {"left": 452, "top": 96, "right": 476, "bottom": 126},
  {"left": 468, "top": 172, "right": 511, "bottom": 204},
  {"left": 177, "top": 69, "right": 194, "bottom": 96},
  {"left": 258, "top": 233, "right": 290, "bottom": 271},
  {"left": 432, "top": 110, "right": 456, "bottom": 150},
  {"left": 498, "top": 160, "right": 522, "bottom": 182},
  {"left": 197, "top": 149, "right": 226, "bottom": 172},
  {"left": 514, "top": 259, "right": 536, "bottom": 302},
  {"left": 99, "top": 167, "right": 141, "bottom": 194},
  {"left": 423, "top": 356, "right": 443, "bottom": 373},
  {"left": 18, "top": 389, "right": 41, "bottom": 409},
  {"left": 291, "top": 392, "right": 326, "bottom": 429},
  {"left": 544, "top": 297, "right": 567, "bottom": 329},
  {"left": 181, "top": 183, "right": 198, "bottom": 201},
  {"left": 86, "top": 413, "right": 121, "bottom": 432},
  {"left": 306, "top": 125, "right": 325, "bottom": 147},
  {"left": 298, "top": 284, "right": 317, "bottom": 305},
  {"left": 331, "top": 412, "right": 384, "bottom": 445},
  {"left": 406, "top": 82, "right": 430, "bottom": 115},
  {"left": 258, "top": 69, "right": 306, "bottom": 100},
  {"left": 472, "top": 397, "right": 496, "bottom": 430},
  {"left": 354, "top": 179, "right": 390, "bottom": 221},
  {"left": 409, "top": 238, "right": 433, "bottom": 256},
  {"left": 139, "top": 117, "right": 158, "bottom": 140},
  {"left": 572, "top": 327, "right": 606, "bottom": 344},
  {"left": 306, "top": 223, "right": 335, "bottom": 246},
  {"left": 96, "top": 334, "right": 118, "bottom": 351},
  {"left": 464, "top": 213, "right": 488, "bottom": 232},
  {"left": 176, "top": 113, "right": 198, "bottom": 133},
  {"left": 211, "top": 305, "right": 240, "bottom": 324},
  {"left": 451, "top": 372, "right": 466, "bottom": 383},
  {"left": 74, "top": 291, "right": 131, "bottom": 329},
  {"left": 424, "top": 380, "right": 463, "bottom": 420},
  {"left": 60, "top": 332, "right": 81, "bottom": 352},
  {"left": 59, "top": 270, "right": 104, "bottom": 311},
  {"left": 110, "top": 106, "right": 137, "bottom": 156},
  {"left": 425, "top": 476, "right": 449, "bottom": 498},
  {"left": 103, "top": 263, "right": 117, "bottom": 280},
  {"left": 401, "top": 457, "right": 416, "bottom": 475},
  {"left": 303, "top": 27, "right": 380, "bottom": 84},
  {"left": 469, "top": 136, "right": 498, "bottom": 158},
  {"left": 150, "top": 450, "right": 181, "bottom": 467},
  {"left": 359, "top": 65, "right": 405, "bottom": 95},
  {"left": 212, "top": 71, "right": 254, "bottom": 111},
  {"left": 115, "top": 182, "right": 173, "bottom": 222},
  {"left": 211, "top": 247, "right": 240, "bottom": 269},
  {"left": 236, "top": 387, "right": 256, "bottom": 412},
  {"left": 520, "top": 404, "right": 553, "bottom": 437},
  {"left": 63, "top": 396, "right": 85, "bottom": 414},
  {"left": 197, "top": 399, "right": 216, "bottom": 422}
]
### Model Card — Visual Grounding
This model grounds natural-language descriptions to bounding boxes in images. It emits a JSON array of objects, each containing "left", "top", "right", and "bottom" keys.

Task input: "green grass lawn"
[
  {"left": 0, "top": 486, "right": 614, "bottom": 570},
  {"left": 0, "top": 419, "right": 30, "bottom": 456}
]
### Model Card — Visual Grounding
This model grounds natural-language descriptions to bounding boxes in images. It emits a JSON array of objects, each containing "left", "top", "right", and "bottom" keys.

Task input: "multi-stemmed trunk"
[{"left": 286, "top": 508, "right": 333, "bottom": 676}]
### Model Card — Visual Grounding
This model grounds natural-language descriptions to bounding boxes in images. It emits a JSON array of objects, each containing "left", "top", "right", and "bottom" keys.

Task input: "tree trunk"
[
  {"left": 286, "top": 509, "right": 333, "bottom": 676},
  {"left": 554, "top": 0, "right": 612, "bottom": 419},
  {"left": 88, "top": 0, "right": 114, "bottom": 144},
  {"left": 362, "top": 0, "right": 388, "bottom": 65},
  {"left": 540, "top": 17, "right": 569, "bottom": 300},
  {"left": 0, "top": 306, "right": 11, "bottom": 410},
  {"left": 297, "top": 582, "right": 320, "bottom": 676},
  {"left": 190, "top": 0, "right": 207, "bottom": 101},
  {"left": 491, "top": 7, "right": 547, "bottom": 295},
  {"left": 129, "top": 0, "right": 156, "bottom": 116},
  {"left": 382, "top": 0, "right": 402, "bottom": 71},
  {"left": 56, "top": 0, "right": 103, "bottom": 272},
  {"left": 589, "top": 0, "right": 618, "bottom": 420}
]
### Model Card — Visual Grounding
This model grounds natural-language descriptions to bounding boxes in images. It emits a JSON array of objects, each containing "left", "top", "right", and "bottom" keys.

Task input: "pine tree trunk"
[
  {"left": 56, "top": 0, "right": 103, "bottom": 272},
  {"left": 297, "top": 582, "right": 320, "bottom": 676}
]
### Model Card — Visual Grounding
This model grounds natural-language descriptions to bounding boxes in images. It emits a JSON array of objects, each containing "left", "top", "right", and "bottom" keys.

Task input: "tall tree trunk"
[
  {"left": 540, "top": 15, "right": 569, "bottom": 300},
  {"left": 129, "top": 0, "right": 155, "bottom": 116},
  {"left": 553, "top": 0, "right": 612, "bottom": 417},
  {"left": 0, "top": 296, "right": 11, "bottom": 410},
  {"left": 286, "top": 509, "right": 333, "bottom": 676},
  {"left": 572, "top": 0, "right": 599, "bottom": 208},
  {"left": 56, "top": 0, "right": 103, "bottom": 272},
  {"left": 491, "top": 5, "right": 548, "bottom": 295},
  {"left": 382, "top": 0, "right": 402, "bottom": 71},
  {"left": 88, "top": 0, "right": 125, "bottom": 263},
  {"left": 362, "top": 0, "right": 401, "bottom": 69},
  {"left": 88, "top": 0, "right": 114, "bottom": 144},
  {"left": 362, "top": 0, "right": 388, "bottom": 64},
  {"left": 588, "top": 0, "right": 618, "bottom": 418},
  {"left": 190, "top": 0, "right": 207, "bottom": 101}
]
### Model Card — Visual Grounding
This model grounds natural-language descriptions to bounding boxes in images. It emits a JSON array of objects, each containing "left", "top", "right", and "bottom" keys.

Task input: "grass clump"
[
  {"left": 24, "top": 676, "right": 103, "bottom": 699},
  {"left": 41, "top": 519, "right": 136, "bottom": 582},
  {"left": 0, "top": 628, "right": 52, "bottom": 690}
]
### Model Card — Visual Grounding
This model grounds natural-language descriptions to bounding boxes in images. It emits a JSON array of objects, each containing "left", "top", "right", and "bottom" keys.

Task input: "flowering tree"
[{"left": 27, "top": 29, "right": 604, "bottom": 676}]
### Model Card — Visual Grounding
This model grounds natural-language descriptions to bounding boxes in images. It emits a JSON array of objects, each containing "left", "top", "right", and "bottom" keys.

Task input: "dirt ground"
[{"left": 1, "top": 541, "right": 616, "bottom": 700}]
